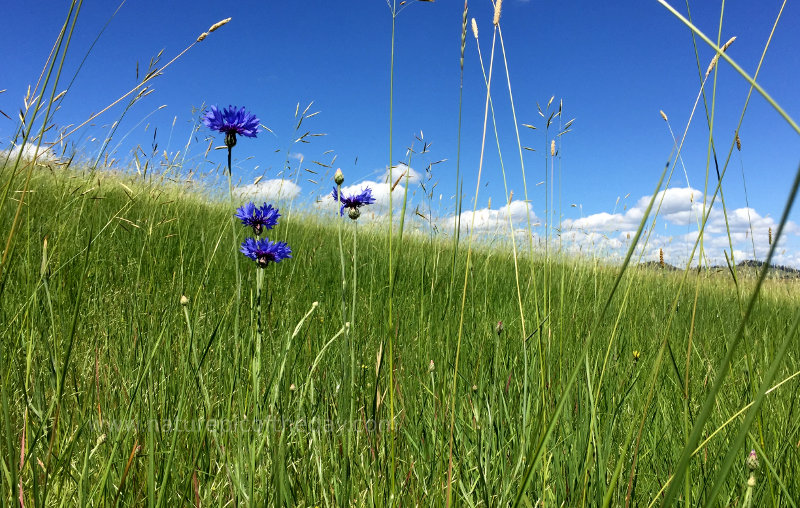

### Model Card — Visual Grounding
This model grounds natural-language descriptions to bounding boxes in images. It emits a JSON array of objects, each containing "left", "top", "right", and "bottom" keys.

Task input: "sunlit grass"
[
  {"left": 0, "top": 165, "right": 797, "bottom": 505},
  {"left": 1, "top": 1, "right": 799, "bottom": 506}
]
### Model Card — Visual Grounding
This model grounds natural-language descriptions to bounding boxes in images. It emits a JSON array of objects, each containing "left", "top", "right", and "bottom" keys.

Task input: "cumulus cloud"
[
  {"left": 326, "top": 179, "right": 416, "bottom": 212},
  {"left": 2, "top": 143, "right": 58, "bottom": 163},
  {"left": 561, "top": 230, "right": 624, "bottom": 256},
  {"left": 561, "top": 186, "right": 800, "bottom": 267},
  {"left": 564, "top": 211, "right": 637, "bottom": 232},
  {"left": 706, "top": 206, "right": 795, "bottom": 235},
  {"left": 565, "top": 187, "right": 708, "bottom": 232},
  {"left": 235, "top": 179, "right": 301, "bottom": 201},
  {"left": 383, "top": 163, "right": 421, "bottom": 184},
  {"left": 641, "top": 187, "right": 706, "bottom": 226},
  {"left": 443, "top": 200, "right": 539, "bottom": 233}
]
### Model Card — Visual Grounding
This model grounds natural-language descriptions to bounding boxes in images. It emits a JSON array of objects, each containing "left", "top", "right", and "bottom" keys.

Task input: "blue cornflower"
[
  {"left": 331, "top": 186, "right": 376, "bottom": 218},
  {"left": 202, "top": 105, "right": 259, "bottom": 148},
  {"left": 240, "top": 237, "right": 292, "bottom": 268},
  {"left": 235, "top": 202, "right": 280, "bottom": 236}
]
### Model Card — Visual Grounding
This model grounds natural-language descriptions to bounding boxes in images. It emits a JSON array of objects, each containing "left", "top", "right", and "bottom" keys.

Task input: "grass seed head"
[
  {"left": 471, "top": 18, "right": 478, "bottom": 39},
  {"left": 460, "top": 0, "right": 468, "bottom": 68},
  {"left": 493, "top": 0, "right": 503, "bottom": 25},
  {"left": 736, "top": 133, "right": 742, "bottom": 151},
  {"left": 209, "top": 18, "right": 232, "bottom": 33},
  {"left": 704, "top": 36, "right": 736, "bottom": 78},
  {"left": 660, "top": 110, "right": 668, "bottom": 122}
]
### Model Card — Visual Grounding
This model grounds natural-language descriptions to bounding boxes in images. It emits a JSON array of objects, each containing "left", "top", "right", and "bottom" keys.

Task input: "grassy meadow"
[{"left": 2, "top": 1, "right": 800, "bottom": 506}]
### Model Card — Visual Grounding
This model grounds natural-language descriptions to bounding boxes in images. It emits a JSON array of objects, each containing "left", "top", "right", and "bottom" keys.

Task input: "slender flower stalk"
[
  {"left": 237, "top": 202, "right": 289, "bottom": 502},
  {"left": 331, "top": 173, "right": 373, "bottom": 502},
  {"left": 347, "top": 213, "right": 359, "bottom": 501},
  {"left": 253, "top": 268, "right": 264, "bottom": 413},
  {"left": 332, "top": 177, "right": 351, "bottom": 500},
  {"left": 203, "top": 105, "right": 260, "bottom": 396}
]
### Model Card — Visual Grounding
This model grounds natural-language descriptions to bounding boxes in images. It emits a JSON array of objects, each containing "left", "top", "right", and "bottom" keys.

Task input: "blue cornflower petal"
[
  {"left": 240, "top": 237, "right": 292, "bottom": 268},
  {"left": 331, "top": 185, "right": 376, "bottom": 216},
  {"left": 202, "top": 105, "right": 260, "bottom": 138},
  {"left": 235, "top": 202, "right": 280, "bottom": 235}
]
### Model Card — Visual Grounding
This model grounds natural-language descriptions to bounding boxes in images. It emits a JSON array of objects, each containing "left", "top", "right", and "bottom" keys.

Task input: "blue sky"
[{"left": 2, "top": 0, "right": 799, "bottom": 266}]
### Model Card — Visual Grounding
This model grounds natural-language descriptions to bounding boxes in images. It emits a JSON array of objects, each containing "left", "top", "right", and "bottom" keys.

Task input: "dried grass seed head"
[
  {"left": 493, "top": 0, "right": 503, "bottom": 25},
  {"left": 704, "top": 35, "right": 737, "bottom": 78},
  {"left": 209, "top": 18, "right": 232, "bottom": 33}
]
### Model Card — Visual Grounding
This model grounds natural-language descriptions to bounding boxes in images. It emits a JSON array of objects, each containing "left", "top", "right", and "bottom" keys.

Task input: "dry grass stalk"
[{"left": 391, "top": 169, "right": 408, "bottom": 191}]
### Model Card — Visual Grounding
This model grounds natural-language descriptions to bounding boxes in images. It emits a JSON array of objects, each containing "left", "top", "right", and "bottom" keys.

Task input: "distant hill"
[
  {"left": 638, "top": 260, "right": 679, "bottom": 271},
  {"left": 638, "top": 259, "right": 800, "bottom": 280}
]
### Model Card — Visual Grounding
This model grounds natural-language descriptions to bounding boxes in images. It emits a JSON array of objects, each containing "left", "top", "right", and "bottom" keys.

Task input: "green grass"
[
  {"left": 2, "top": 1, "right": 800, "bottom": 505},
  {"left": 0, "top": 165, "right": 798, "bottom": 505}
]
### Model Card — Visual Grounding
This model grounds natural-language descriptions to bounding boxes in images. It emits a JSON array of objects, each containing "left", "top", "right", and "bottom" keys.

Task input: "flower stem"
[
  {"left": 253, "top": 267, "right": 264, "bottom": 412},
  {"left": 335, "top": 184, "right": 351, "bottom": 501},
  {"left": 226, "top": 148, "right": 242, "bottom": 413},
  {"left": 347, "top": 219, "right": 358, "bottom": 499}
]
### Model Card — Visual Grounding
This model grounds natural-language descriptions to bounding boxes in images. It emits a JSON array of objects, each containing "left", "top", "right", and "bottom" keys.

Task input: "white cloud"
[
  {"left": 443, "top": 200, "right": 538, "bottom": 233},
  {"left": 383, "top": 163, "right": 421, "bottom": 184},
  {"left": 566, "top": 187, "right": 709, "bottom": 233},
  {"left": 235, "top": 179, "right": 301, "bottom": 200},
  {"left": 708, "top": 207, "right": 781, "bottom": 234},
  {"left": 560, "top": 186, "right": 800, "bottom": 267},
  {"left": 329, "top": 179, "right": 415, "bottom": 212},
  {"left": 565, "top": 211, "right": 635, "bottom": 231},
  {"left": 2, "top": 143, "right": 58, "bottom": 163}
]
